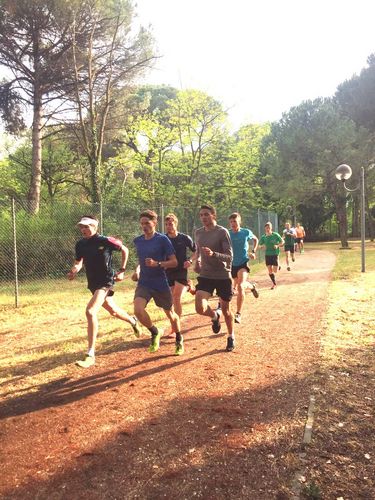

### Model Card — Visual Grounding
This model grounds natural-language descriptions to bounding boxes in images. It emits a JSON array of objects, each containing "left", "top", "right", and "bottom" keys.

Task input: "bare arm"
[
  {"left": 115, "top": 245, "right": 129, "bottom": 281},
  {"left": 67, "top": 259, "right": 83, "bottom": 280}
]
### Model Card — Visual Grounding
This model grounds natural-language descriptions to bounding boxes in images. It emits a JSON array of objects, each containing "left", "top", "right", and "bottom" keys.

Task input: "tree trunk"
[
  {"left": 27, "top": 92, "right": 42, "bottom": 214},
  {"left": 337, "top": 203, "right": 349, "bottom": 247},
  {"left": 90, "top": 157, "right": 101, "bottom": 204}
]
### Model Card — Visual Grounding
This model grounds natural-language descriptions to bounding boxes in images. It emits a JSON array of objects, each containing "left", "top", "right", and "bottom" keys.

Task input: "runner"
[
  {"left": 258, "top": 221, "right": 284, "bottom": 290},
  {"left": 228, "top": 212, "right": 259, "bottom": 324},
  {"left": 164, "top": 213, "right": 196, "bottom": 335},
  {"left": 132, "top": 210, "right": 184, "bottom": 355},
  {"left": 67, "top": 215, "right": 140, "bottom": 368},
  {"left": 194, "top": 205, "right": 235, "bottom": 352},
  {"left": 295, "top": 222, "right": 306, "bottom": 253},
  {"left": 282, "top": 221, "right": 296, "bottom": 271}
]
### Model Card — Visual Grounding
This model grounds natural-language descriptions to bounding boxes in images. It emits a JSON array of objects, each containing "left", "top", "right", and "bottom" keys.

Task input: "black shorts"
[
  {"left": 284, "top": 245, "right": 295, "bottom": 253},
  {"left": 265, "top": 255, "right": 279, "bottom": 267},
  {"left": 196, "top": 277, "right": 233, "bottom": 302},
  {"left": 231, "top": 261, "right": 250, "bottom": 279},
  {"left": 89, "top": 284, "right": 115, "bottom": 296},
  {"left": 295, "top": 238, "right": 302, "bottom": 243},
  {"left": 166, "top": 269, "right": 189, "bottom": 287}
]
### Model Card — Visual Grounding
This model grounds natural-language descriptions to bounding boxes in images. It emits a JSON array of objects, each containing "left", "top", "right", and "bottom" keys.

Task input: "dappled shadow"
[
  {"left": 0, "top": 373, "right": 313, "bottom": 499},
  {"left": 0, "top": 349, "right": 222, "bottom": 419}
]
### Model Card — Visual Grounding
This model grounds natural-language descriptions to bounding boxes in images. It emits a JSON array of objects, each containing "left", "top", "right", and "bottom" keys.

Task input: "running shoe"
[
  {"left": 226, "top": 336, "right": 235, "bottom": 352},
  {"left": 149, "top": 329, "right": 162, "bottom": 353},
  {"left": 211, "top": 310, "right": 221, "bottom": 334},
  {"left": 131, "top": 316, "right": 141, "bottom": 337},
  {"left": 175, "top": 338, "right": 184, "bottom": 356},
  {"left": 270, "top": 283, "right": 276, "bottom": 290},
  {"left": 250, "top": 283, "right": 259, "bottom": 298},
  {"left": 234, "top": 312, "right": 241, "bottom": 324},
  {"left": 287, "top": 266, "right": 291, "bottom": 271},
  {"left": 76, "top": 354, "right": 95, "bottom": 368}
]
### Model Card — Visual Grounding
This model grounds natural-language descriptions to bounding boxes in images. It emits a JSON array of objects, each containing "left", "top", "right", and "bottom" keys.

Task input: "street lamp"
[{"left": 335, "top": 164, "right": 365, "bottom": 272}]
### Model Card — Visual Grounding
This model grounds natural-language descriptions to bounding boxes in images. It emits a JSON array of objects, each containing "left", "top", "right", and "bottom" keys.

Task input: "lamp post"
[{"left": 335, "top": 164, "right": 365, "bottom": 272}]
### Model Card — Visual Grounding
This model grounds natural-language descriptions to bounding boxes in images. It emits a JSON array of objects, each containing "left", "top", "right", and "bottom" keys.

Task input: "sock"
[
  {"left": 148, "top": 325, "right": 158, "bottom": 336},
  {"left": 175, "top": 332, "right": 182, "bottom": 343},
  {"left": 87, "top": 348, "right": 95, "bottom": 357},
  {"left": 269, "top": 273, "right": 276, "bottom": 285}
]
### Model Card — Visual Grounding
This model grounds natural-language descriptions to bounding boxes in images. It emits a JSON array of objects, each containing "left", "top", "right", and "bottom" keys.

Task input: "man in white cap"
[{"left": 68, "top": 215, "right": 140, "bottom": 368}]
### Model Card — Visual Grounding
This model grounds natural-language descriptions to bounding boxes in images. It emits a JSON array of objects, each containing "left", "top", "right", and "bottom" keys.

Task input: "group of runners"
[{"left": 68, "top": 205, "right": 305, "bottom": 368}]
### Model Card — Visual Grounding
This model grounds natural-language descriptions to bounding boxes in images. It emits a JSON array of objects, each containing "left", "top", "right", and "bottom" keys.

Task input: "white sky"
[{"left": 135, "top": 0, "right": 375, "bottom": 129}]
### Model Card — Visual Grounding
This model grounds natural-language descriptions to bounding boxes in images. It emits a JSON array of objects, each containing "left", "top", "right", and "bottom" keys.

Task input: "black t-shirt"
[
  {"left": 165, "top": 232, "right": 196, "bottom": 273},
  {"left": 75, "top": 234, "right": 122, "bottom": 290}
]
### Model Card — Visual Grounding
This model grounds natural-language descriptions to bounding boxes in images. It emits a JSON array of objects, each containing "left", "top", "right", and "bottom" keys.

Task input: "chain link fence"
[{"left": 0, "top": 198, "right": 278, "bottom": 307}]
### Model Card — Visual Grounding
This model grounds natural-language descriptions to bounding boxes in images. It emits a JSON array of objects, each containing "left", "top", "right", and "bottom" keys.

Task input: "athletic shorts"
[
  {"left": 134, "top": 285, "right": 173, "bottom": 310},
  {"left": 89, "top": 285, "right": 115, "bottom": 296},
  {"left": 166, "top": 269, "right": 189, "bottom": 287},
  {"left": 265, "top": 255, "right": 279, "bottom": 267},
  {"left": 196, "top": 277, "right": 233, "bottom": 302},
  {"left": 284, "top": 245, "right": 295, "bottom": 253},
  {"left": 231, "top": 261, "right": 250, "bottom": 279},
  {"left": 295, "top": 237, "right": 302, "bottom": 243}
]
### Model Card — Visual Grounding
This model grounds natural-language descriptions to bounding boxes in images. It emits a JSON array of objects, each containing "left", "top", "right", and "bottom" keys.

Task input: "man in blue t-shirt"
[
  {"left": 164, "top": 213, "right": 196, "bottom": 335},
  {"left": 68, "top": 215, "right": 140, "bottom": 368},
  {"left": 133, "top": 210, "right": 183, "bottom": 355},
  {"left": 228, "top": 212, "right": 259, "bottom": 324}
]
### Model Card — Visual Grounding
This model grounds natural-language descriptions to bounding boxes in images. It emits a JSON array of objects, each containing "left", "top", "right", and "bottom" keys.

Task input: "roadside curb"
[{"left": 291, "top": 394, "right": 316, "bottom": 498}]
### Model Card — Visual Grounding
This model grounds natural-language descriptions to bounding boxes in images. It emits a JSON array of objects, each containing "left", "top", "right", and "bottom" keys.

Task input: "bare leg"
[
  {"left": 171, "top": 281, "right": 187, "bottom": 319},
  {"left": 285, "top": 250, "right": 290, "bottom": 268},
  {"left": 164, "top": 307, "right": 181, "bottom": 334},
  {"left": 195, "top": 290, "right": 216, "bottom": 319},
  {"left": 220, "top": 299, "right": 234, "bottom": 337},
  {"left": 134, "top": 296, "right": 153, "bottom": 328},
  {"left": 102, "top": 296, "right": 135, "bottom": 323},
  {"left": 85, "top": 288, "right": 109, "bottom": 355},
  {"left": 235, "top": 270, "right": 248, "bottom": 315}
]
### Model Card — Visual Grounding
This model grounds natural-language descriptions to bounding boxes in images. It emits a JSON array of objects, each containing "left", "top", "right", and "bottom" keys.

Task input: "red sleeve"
[{"left": 107, "top": 236, "right": 123, "bottom": 250}]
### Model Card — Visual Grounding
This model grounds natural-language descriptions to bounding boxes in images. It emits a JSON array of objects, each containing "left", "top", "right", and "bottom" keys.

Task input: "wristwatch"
[{"left": 119, "top": 267, "right": 126, "bottom": 272}]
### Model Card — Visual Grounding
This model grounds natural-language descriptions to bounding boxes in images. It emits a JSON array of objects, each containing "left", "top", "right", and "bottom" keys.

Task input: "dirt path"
[{"left": 0, "top": 249, "right": 335, "bottom": 499}]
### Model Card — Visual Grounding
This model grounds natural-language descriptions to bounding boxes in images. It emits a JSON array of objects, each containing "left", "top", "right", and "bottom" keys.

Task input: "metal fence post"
[
  {"left": 257, "top": 209, "right": 262, "bottom": 262},
  {"left": 11, "top": 197, "right": 19, "bottom": 308},
  {"left": 100, "top": 199, "right": 104, "bottom": 234}
]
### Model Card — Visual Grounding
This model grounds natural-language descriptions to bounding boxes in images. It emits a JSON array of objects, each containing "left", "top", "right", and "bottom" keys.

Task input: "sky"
[{"left": 135, "top": 0, "right": 375, "bottom": 129}]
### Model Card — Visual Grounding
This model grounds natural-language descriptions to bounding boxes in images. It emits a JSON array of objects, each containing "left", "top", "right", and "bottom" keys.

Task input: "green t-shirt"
[{"left": 259, "top": 232, "right": 283, "bottom": 256}]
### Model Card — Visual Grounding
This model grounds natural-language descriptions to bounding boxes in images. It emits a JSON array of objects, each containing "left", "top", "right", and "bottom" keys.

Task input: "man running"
[
  {"left": 228, "top": 212, "right": 259, "bottom": 324},
  {"left": 68, "top": 215, "right": 140, "bottom": 368},
  {"left": 164, "top": 213, "right": 196, "bottom": 334},
  {"left": 282, "top": 221, "right": 296, "bottom": 271},
  {"left": 258, "top": 221, "right": 284, "bottom": 289},
  {"left": 295, "top": 222, "right": 306, "bottom": 253},
  {"left": 194, "top": 205, "right": 235, "bottom": 352},
  {"left": 133, "top": 210, "right": 184, "bottom": 355}
]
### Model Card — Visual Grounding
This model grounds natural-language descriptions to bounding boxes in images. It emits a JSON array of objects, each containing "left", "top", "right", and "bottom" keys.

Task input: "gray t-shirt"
[{"left": 195, "top": 224, "right": 232, "bottom": 279}]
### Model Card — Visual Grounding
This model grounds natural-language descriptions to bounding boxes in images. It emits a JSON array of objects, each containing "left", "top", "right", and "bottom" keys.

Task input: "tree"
[
  {"left": 66, "top": 0, "right": 155, "bottom": 203},
  {"left": 260, "top": 98, "right": 369, "bottom": 247},
  {"left": 0, "top": 0, "right": 87, "bottom": 213}
]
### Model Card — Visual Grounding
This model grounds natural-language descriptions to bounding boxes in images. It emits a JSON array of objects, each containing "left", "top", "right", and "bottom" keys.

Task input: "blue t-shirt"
[
  {"left": 229, "top": 228, "right": 255, "bottom": 266},
  {"left": 133, "top": 232, "right": 175, "bottom": 291},
  {"left": 165, "top": 232, "right": 196, "bottom": 271}
]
